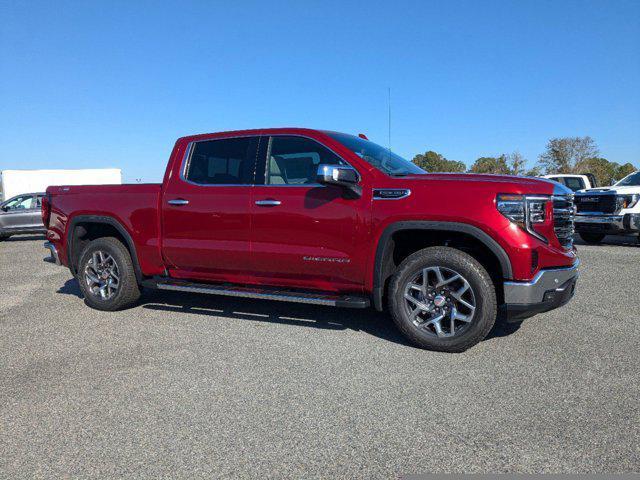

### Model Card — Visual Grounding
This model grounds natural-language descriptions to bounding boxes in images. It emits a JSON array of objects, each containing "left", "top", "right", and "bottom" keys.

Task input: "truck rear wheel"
[
  {"left": 388, "top": 246, "right": 497, "bottom": 352},
  {"left": 77, "top": 237, "right": 140, "bottom": 311},
  {"left": 579, "top": 232, "right": 605, "bottom": 244}
]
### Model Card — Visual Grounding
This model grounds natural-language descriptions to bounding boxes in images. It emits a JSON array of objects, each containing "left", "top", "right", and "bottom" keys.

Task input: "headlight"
[
  {"left": 496, "top": 194, "right": 551, "bottom": 242},
  {"left": 617, "top": 194, "right": 639, "bottom": 210}
]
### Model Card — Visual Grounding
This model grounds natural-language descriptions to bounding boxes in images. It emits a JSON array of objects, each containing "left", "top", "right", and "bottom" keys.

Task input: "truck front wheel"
[
  {"left": 388, "top": 246, "right": 497, "bottom": 352},
  {"left": 77, "top": 237, "right": 141, "bottom": 311}
]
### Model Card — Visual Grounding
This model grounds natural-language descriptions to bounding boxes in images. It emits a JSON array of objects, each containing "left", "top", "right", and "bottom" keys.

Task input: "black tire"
[
  {"left": 579, "top": 232, "right": 605, "bottom": 244},
  {"left": 388, "top": 246, "right": 497, "bottom": 352},
  {"left": 0, "top": 234, "right": 10, "bottom": 241},
  {"left": 77, "top": 237, "right": 140, "bottom": 311}
]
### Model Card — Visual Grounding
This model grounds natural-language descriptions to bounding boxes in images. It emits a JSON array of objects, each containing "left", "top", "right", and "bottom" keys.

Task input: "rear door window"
[{"left": 184, "top": 136, "right": 259, "bottom": 185}]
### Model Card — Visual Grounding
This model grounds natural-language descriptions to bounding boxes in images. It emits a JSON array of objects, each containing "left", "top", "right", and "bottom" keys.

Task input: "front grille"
[
  {"left": 575, "top": 193, "right": 617, "bottom": 213},
  {"left": 553, "top": 195, "right": 575, "bottom": 249}
]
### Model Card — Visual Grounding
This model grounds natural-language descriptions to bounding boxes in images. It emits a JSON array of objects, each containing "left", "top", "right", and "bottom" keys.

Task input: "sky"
[{"left": 1, "top": 0, "right": 639, "bottom": 182}]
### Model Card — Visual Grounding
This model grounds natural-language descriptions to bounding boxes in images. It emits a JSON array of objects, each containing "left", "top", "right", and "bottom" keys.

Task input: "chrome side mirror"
[
  {"left": 316, "top": 164, "right": 361, "bottom": 198},
  {"left": 317, "top": 165, "right": 358, "bottom": 186}
]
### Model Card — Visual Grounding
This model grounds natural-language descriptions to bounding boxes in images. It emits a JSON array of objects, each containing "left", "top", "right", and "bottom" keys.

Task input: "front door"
[
  {"left": 0, "top": 194, "right": 41, "bottom": 232},
  {"left": 250, "top": 135, "right": 370, "bottom": 292},
  {"left": 161, "top": 135, "right": 259, "bottom": 283}
]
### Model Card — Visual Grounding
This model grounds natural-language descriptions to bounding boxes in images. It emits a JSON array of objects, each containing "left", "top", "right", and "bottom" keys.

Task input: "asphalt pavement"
[{"left": 1, "top": 234, "right": 638, "bottom": 477}]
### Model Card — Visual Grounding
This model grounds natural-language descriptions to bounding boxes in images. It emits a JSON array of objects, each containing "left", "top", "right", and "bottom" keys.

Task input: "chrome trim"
[
  {"left": 167, "top": 199, "right": 190, "bottom": 206},
  {"left": 43, "top": 241, "right": 61, "bottom": 265},
  {"left": 552, "top": 194, "right": 575, "bottom": 249},
  {"left": 503, "top": 259, "right": 580, "bottom": 305},
  {"left": 524, "top": 194, "right": 550, "bottom": 243},
  {"left": 178, "top": 133, "right": 361, "bottom": 188},
  {"left": 575, "top": 213, "right": 640, "bottom": 232},
  {"left": 576, "top": 211, "right": 618, "bottom": 216},
  {"left": 157, "top": 282, "right": 338, "bottom": 306},
  {"left": 373, "top": 189, "right": 411, "bottom": 200},
  {"left": 255, "top": 199, "right": 281, "bottom": 206},
  {"left": 575, "top": 214, "right": 623, "bottom": 226},
  {"left": 258, "top": 183, "right": 326, "bottom": 188}
]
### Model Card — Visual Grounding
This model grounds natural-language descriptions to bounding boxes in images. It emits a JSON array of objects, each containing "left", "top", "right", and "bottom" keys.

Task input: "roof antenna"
[{"left": 388, "top": 87, "right": 392, "bottom": 151}]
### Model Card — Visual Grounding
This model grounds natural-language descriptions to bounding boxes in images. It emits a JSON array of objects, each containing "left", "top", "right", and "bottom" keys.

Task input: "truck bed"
[{"left": 46, "top": 183, "right": 164, "bottom": 275}]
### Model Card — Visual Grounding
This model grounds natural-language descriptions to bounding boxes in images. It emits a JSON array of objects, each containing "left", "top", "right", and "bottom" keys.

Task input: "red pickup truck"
[{"left": 42, "top": 128, "right": 579, "bottom": 352}]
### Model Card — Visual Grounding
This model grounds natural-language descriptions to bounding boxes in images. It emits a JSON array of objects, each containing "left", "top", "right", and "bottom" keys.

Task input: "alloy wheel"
[
  {"left": 403, "top": 266, "right": 476, "bottom": 338},
  {"left": 84, "top": 250, "right": 120, "bottom": 300}
]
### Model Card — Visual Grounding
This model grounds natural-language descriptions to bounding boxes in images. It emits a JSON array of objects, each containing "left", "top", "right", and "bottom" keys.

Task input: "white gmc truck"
[{"left": 574, "top": 170, "right": 640, "bottom": 244}]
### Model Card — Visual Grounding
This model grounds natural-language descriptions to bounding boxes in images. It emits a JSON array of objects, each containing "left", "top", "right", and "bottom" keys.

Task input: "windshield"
[
  {"left": 326, "top": 132, "right": 426, "bottom": 176},
  {"left": 615, "top": 171, "right": 640, "bottom": 187}
]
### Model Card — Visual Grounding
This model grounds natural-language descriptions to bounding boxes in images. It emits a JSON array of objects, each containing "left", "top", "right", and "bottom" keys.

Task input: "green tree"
[
  {"left": 524, "top": 166, "right": 542, "bottom": 177},
  {"left": 412, "top": 151, "right": 466, "bottom": 172},
  {"left": 469, "top": 155, "right": 510, "bottom": 174},
  {"left": 538, "top": 136, "right": 599, "bottom": 174},
  {"left": 469, "top": 151, "right": 529, "bottom": 176},
  {"left": 506, "top": 151, "right": 527, "bottom": 176},
  {"left": 579, "top": 157, "right": 617, "bottom": 186},
  {"left": 577, "top": 159, "right": 637, "bottom": 186},
  {"left": 615, "top": 163, "right": 637, "bottom": 182}
]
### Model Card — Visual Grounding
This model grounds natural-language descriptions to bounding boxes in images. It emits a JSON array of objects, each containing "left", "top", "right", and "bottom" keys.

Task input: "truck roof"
[{"left": 177, "top": 128, "right": 343, "bottom": 143}]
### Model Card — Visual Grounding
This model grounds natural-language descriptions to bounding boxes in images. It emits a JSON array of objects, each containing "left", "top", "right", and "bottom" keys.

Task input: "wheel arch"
[
  {"left": 372, "top": 221, "right": 513, "bottom": 311},
  {"left": 66, "top": 215, "right": 143, "bottom": 283}
]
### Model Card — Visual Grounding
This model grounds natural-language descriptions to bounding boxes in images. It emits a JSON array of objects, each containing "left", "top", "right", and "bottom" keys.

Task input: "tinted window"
[
  {"left": 564, "top": 177, "right": 585, "bottom": 191},
  {"left": 616, "top": 171, "right": 640, "bottom": 187},
  {"left": 266, "top": 136, "right": 345, "bottom": 185},
  {"left": 326, "top": 132, "right": 426, "bottom": 176},
  {"left": 3, "top": 195, "right": 34, "bottom": 210},
  {"left": 185, "top": 137, "right": 257, "bottom": 185}
]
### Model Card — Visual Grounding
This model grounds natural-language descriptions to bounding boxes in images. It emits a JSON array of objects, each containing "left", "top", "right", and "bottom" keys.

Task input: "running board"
[{"left": 147, "top": 279, "right": 370, "bottom": 309}]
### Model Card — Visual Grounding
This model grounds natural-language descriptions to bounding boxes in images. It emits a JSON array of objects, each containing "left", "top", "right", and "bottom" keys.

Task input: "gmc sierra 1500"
[
  {"left": 574, "top": 170, "right": 640, "bottom": 244},
  {"left": 42, "top": 128, "right": 579, "bottom": 351}
]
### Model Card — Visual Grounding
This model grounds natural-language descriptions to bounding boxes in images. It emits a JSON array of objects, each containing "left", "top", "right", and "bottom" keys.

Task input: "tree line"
[{"left": 412, "top": 136, "right": 637, "bottom": 186}]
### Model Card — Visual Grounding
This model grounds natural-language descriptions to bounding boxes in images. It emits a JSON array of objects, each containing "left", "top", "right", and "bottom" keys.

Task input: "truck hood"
[
  {"left": 400, "top": 173, "right": 564, "bottom": 194},
  {"left": 577, "top": 185, "right": 640, "bottom": 195}
]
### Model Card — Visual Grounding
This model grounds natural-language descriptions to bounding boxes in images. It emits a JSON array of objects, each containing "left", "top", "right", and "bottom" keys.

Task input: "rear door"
[
  {"left": 161, "top": 135, "right": 259, "bottom": 282},
  {"left": 250, "top": 135, "right": 370, "bottom": 292}
]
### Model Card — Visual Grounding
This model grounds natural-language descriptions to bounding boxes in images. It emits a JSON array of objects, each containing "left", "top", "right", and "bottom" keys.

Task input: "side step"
[{"left": 145, "top": 279, "right": 370, "bottom": 309}]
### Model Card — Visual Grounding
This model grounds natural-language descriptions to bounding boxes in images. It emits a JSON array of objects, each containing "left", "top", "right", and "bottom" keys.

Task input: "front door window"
[{"left": 265, "top": 136, "right": 345, "bottom": 185}]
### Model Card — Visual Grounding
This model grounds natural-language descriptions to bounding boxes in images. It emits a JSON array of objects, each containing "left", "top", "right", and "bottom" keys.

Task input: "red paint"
[{"left": 45, "top": 128, "right": 576, "bottom": 298}]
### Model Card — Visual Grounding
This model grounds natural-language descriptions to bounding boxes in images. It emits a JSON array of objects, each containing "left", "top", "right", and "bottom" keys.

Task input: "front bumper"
[
  {"left": 43, "top": 241, "right": 61, "bottom": 265},
  {"left": 502, "top": 260, "right": 580, "bottom": 322},
  {"left": 575, "top": 213, "right": 640, "bottom": 234}
]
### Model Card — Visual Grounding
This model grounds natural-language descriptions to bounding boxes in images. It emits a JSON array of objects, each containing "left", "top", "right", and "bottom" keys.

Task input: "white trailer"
[{"left": 0, "top": 169, "right": 122, "bottom": 201}]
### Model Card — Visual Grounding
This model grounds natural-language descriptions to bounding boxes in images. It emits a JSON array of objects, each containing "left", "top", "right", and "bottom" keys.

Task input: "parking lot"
[{"left": 1, "top": 235, "right": 638, "bottom": 477}]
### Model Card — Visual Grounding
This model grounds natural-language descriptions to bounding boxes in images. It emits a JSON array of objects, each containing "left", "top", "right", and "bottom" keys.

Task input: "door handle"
[
  {"left": 255, "top": 199, "right": 281, "bottom": 207},
  {"left": 168, "top": 199, "right": 189, "bottom": 206}
]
